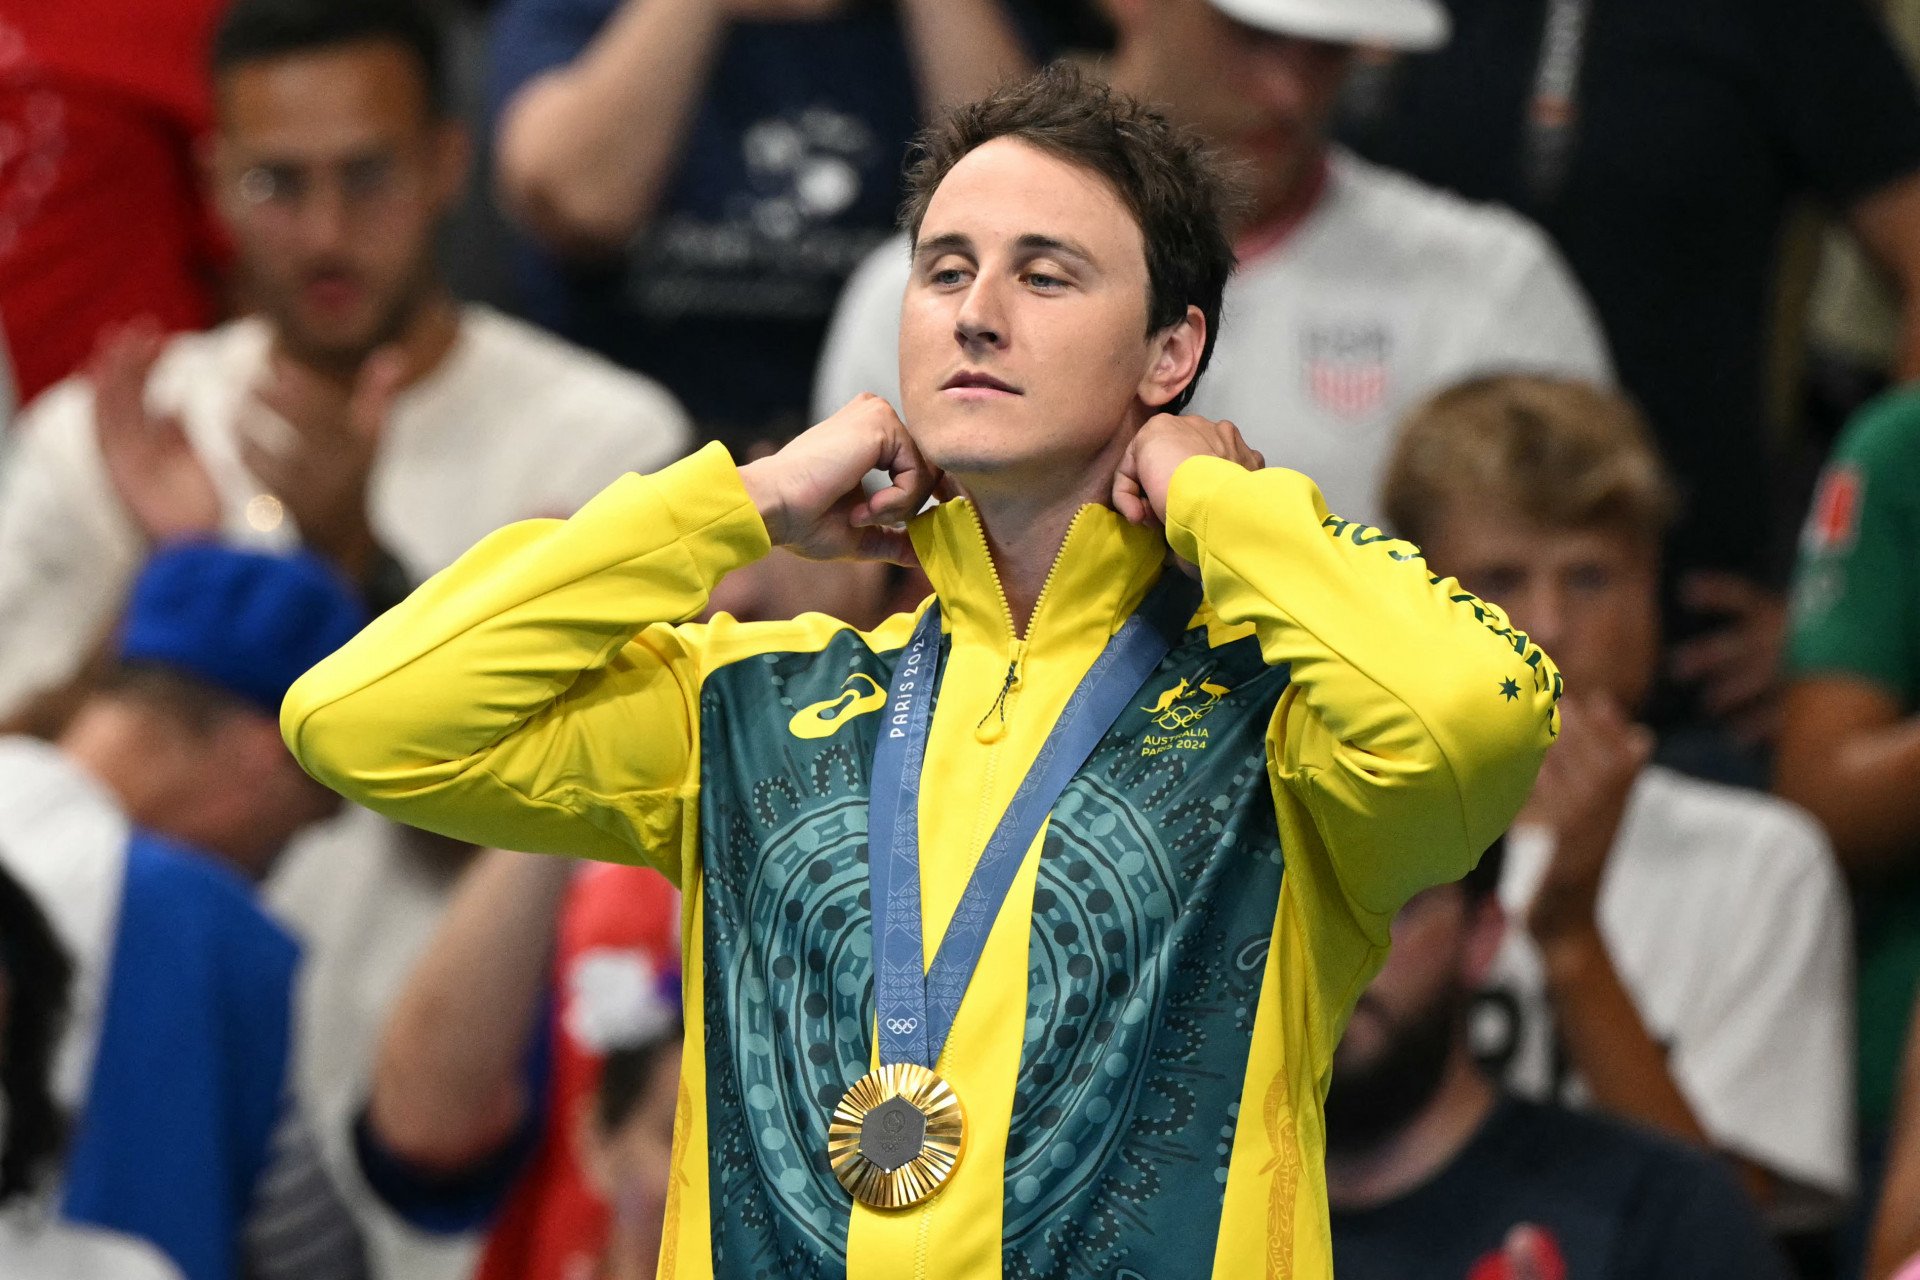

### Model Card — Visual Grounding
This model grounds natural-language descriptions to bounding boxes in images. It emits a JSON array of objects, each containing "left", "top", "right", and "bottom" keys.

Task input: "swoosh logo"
[{"left": 788, "top": 673, "right": 889, "bottom": 740}]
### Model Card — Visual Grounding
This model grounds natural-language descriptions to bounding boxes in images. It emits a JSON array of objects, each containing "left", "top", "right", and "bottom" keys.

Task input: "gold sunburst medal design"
[{"left": 827, "top": 1062, "right": 966, "bottom": 1209}]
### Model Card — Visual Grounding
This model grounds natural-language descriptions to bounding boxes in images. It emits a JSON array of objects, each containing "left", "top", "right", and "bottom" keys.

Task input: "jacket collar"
[{"left": 907, "top": 498, "right": 1169, "bottom": 651}]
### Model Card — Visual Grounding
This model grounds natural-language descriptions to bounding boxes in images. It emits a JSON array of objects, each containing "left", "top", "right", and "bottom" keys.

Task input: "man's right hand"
[
  {"left": 738, "top": 394, "right": 940, "bottom": 566},
  {"left": 91, "top": 322, "right": 222, "bottom": 544}
]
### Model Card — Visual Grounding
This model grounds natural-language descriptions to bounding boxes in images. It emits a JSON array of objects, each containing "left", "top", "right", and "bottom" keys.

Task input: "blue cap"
[{"left": 116, "top": 543, "right": 369, "bottom": 714}]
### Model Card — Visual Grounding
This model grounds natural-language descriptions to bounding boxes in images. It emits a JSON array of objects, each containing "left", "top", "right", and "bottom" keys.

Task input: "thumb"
[{"left": 350, "top": 348, "right": 410, "bottom": 444}]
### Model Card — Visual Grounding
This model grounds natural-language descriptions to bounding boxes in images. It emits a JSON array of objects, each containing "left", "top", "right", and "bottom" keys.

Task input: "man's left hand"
[
  {"left": 1112, "top": 412, "right": 1264, "bottom": 528},
  {"left": 242, "top": 349, "right": 410, "bottom": 579}
]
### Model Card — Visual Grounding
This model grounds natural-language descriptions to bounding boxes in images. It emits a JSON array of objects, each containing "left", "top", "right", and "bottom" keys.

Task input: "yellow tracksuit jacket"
[{"left": 282, "top": 442, "right": 1557, "bottom": 1279}]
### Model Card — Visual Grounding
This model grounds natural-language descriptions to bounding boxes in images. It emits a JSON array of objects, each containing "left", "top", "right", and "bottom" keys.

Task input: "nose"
[
  {"left": 291, "top": 180, "right": 352, "bottom": 252},
  {"left": 954, "top": 273, "right": 1009, "bottom": 352}
]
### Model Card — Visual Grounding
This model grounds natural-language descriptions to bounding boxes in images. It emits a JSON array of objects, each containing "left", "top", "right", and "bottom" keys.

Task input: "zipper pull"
[{"left": 974, "top": 657, "right": 1020, "bottom": 743}]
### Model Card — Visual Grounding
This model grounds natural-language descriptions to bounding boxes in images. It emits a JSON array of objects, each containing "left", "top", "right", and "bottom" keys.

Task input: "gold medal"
[{"left": 827, "top": 1062, "right": 966, "bottom": 1209}]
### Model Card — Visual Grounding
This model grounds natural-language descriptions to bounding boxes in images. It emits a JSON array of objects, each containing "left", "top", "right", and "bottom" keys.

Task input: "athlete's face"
[
  {"left": 1423, "top": 507, "right": 1662, "bottom": 713},
  {"left": 899, "top": 138, "right": 1199, "bottom": 494},
  {"left": 1117, "top": 0, "right": 1352, "bottom": 224},
  {"left": 213, "top": 42, "right": 467, "bottom": 373}
]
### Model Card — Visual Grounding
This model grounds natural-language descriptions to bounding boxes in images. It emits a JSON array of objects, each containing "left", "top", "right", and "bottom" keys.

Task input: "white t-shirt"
[
  {"left": 0, "top": 304, "right": 689, "bottom": 718},
  {"left": 813, "top": 148, "right": 1612, "bottom": 529},
  {"left": 1479, "top": 765, "right": 1854, "bottom": 1225},
  {"left": 0, "top": 1204, "right": 182, "bottom": 1280}
]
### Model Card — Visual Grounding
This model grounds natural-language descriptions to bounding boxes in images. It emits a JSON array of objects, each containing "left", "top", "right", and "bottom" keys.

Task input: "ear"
[
  {"left": 1137, "top": 304, "right": 1206, "bottom": 410},
  {"left": 430, "top": 119, "right": 474, "bottom": 211},
  {"left": 1459, "top": 895, "right": 1507, "bottom": 989}
]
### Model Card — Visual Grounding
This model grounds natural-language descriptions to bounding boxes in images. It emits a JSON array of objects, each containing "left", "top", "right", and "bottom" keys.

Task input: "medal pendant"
[{"left": 827, "top": 1062, "right": 966, "bottom": 1209}]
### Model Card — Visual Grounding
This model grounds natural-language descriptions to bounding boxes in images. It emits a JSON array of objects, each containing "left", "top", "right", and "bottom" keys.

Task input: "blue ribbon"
[{"left": 867, "top": 570, "right": 1203, "bottom": 1070}]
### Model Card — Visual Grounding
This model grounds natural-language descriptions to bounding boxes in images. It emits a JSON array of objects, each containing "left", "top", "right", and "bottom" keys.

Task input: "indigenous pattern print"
[{"left": 697, "top": 626, "right": 1289, "bottom": 1278}]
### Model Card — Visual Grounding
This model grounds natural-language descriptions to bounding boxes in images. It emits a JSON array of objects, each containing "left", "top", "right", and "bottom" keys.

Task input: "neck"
[
  {"left": 962, "top": 467, "right": 1117, "bottom": 636},
  {"left": 1324, "top": 1047, "right": 1496, "bottom": 1211},
  {"left": 277, "top": 288, "right": 461, "bottom": 387}
]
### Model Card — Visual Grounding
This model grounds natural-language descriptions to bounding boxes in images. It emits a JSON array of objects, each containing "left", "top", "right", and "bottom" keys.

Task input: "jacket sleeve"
[
  {"left": 1163, "top": 457, "right": 1559, "bottom": 917},
  {"left": 280, "top": 443, "right": 770, "bottom": 881}
]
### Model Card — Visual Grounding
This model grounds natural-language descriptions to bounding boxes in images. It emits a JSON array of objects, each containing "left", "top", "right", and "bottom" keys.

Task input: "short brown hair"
[
  {"left": 900, "top": 63, "right": 1240, "bottom": 414},
  {"left": 1383, "top": 375, "right": 1679, "bottom": 549}
]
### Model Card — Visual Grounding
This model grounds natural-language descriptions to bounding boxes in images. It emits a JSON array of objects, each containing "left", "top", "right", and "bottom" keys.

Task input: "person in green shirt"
[{"left": 1779, "top": 387, "right": 1920, "bottom": 1148}]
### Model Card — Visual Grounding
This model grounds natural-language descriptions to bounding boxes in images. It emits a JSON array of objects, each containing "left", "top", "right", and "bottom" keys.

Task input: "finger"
[
  {"left": 1697, "top": 666, "right": 1779, "bottom": 720},
  {"left": 1111, "top": 435, "right": 1150, "bottom": 524},
  {"left": 853, "top": 524, "right": 920, "bottom": 568},
  {"left": 860, "top": 423, "right": 940, "bottom": 524},
  {"left": 349, "top": 347, "right": 410, "bottom": 445},
  {"left": 255, "top": 355, "right": 349, "bottom": 441},
  {"left": 92, "top": 325, "right": 166, "bottom": 437},
  {"left": 238, "top": 436, "right": 295, "bottom": 496},
  {"left": 1668, "top": 631, "right": 1752, "bottom": 683},
  {"left": 1680, "top": 571, "right": 1770, "bottom": 617}
]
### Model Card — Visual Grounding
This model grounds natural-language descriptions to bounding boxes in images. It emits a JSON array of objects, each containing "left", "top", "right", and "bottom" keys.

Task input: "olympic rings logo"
[{"left": 884, "top": 1017, "right": 920, "bottom": 1035}]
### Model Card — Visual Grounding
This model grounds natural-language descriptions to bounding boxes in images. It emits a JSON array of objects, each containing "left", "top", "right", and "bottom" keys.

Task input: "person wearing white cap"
[{"left": 815, "top": 0, "right": 1612, "bottom": 533}]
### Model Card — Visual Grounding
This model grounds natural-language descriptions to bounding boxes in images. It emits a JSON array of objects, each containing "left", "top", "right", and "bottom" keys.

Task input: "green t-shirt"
[{"left": 1788, "top": 386, "right": 1920, "bottom": 1134}]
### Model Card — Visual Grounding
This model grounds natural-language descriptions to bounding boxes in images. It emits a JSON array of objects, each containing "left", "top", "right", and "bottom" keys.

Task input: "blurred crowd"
[{"left": 1, "top": 0, "right": 1920, "bottom": 1277}]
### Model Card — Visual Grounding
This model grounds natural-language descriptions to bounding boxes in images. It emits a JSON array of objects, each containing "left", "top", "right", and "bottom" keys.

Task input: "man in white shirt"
[
  {"left": 813, "top": 0, "right": 1611, "bottom": 529},
  {"left": 1380, "top": 375, "right": 1854, "bottom": 1233},
  {"left": 0, "top": 0, "right": 688, "bottom": 730},
  {"left": 0, "top": 3, "right": 686, "bottom": 1274}
]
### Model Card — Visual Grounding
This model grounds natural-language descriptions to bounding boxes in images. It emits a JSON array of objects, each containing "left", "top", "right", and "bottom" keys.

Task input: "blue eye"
[
  {"left": 931, "top": 268, "right": 967, "bottom": 287},
  {"left": 1027, "top": 273, "right": 1064, "bottom": 290}
]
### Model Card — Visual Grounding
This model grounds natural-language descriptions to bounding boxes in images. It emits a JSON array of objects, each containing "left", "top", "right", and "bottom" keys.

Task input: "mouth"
[{"left": 941, "top": 369, "right": 1022, "bottom": 397}]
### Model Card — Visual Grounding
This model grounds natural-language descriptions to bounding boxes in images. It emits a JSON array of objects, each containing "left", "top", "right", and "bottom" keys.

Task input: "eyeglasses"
[{"left": 230, "top": 152, "right": 419, "bottom": 222}]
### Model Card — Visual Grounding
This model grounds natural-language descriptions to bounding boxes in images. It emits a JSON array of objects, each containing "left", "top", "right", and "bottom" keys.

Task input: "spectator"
[
  {"left": 1338, "top": 0, "right": 1920, "bottom": 731},
  {"left": 0, "top": 1, "right": 229, "bottom": 408},
  {"left": 1870, "top": 995, "right": 1920, "bottom": 1278},
  {"left": 489, "top": 0, "right": 1034, "bottom": 444},
  {"left": 0, "top": 3, "right": 689, "bottom": 1272},
  {"left": 1778, "top": 385, "right": 1920, "bottom": 1198},
  {"left": 0, "top": 0, "right": 689, "bottom": 731},
  {"left": 0, "top": 860, "right": 183, "bottom": 1279},
  {"left": 815, "top": 0, "right": 1611, "bottom": 530},
  {"left": 576, "top": 1030, "right": 684, "bottom": 1280},
  {"left": 355, "top": 853, "right": 679, "bottom": 1280},
  {"left": 1327, "top": 836, "right": 1793, "bottom": 1279},
  {"left": 1383, "top": 376, "right": 1854, "bottom": 1232},
  {"left": 0, "top": 542, "right": 368, "bottom": 1280}
]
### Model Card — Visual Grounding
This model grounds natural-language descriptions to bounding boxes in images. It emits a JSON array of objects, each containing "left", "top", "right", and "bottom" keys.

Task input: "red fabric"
[
  {"left": 475, "top": 863, "right": 681, "bottom": 1280},
  {"left": 0, "top": 3, "right": 227, "bottom": 404}
]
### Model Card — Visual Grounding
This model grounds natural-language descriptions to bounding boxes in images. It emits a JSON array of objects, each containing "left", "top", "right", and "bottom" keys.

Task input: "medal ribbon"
[{"left": 867, "top": 569, "right": 1203, "bottom": 1071}]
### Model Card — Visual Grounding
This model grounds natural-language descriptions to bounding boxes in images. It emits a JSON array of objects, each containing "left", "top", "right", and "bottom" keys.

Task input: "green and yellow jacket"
[{"left": 283, "top": 443, "right": 1558, "bottom": 1280}]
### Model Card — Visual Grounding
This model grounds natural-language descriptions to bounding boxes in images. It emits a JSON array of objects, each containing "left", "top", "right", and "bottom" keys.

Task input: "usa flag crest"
[{"left": 1302, "top": 323, "right": 1392, "bottom": 419}]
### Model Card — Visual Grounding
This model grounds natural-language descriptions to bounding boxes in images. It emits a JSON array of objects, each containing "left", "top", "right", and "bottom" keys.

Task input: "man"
[
  {"left": 1382, "top": 376, "right": 1853, "bottom": 1230},
  {"left": 1339, "top": 0, "right": 1920, "bottom": 729},
  {"left": 0, "top": 0, "right": 689, "bottom": 729},
  {"left": 0, "top": 542, "right": 368, "bottom": 1280},
  {"left": 1325, "top": 837, "right": 1792, "bottom": 1278},
  {"left": 815, "top": 0, "right": 1611, "bottom": 529},
  {"left": 285, "top": 67, "right": 1557, "bottom": 1278},
  {"left": 490, "top": 0, "right": 1034, "bottom": 442},
  {"left": 0, "top": 5, "right": 688, "bottom": 1272},
  {"left": 1778, "top": 385, "right": 1920, "bottom": 1195}
]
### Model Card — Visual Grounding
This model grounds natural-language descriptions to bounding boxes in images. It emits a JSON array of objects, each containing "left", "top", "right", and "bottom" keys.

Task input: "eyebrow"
[{"left": 912, "top": 231, "right": 1101, "bottom": 272}]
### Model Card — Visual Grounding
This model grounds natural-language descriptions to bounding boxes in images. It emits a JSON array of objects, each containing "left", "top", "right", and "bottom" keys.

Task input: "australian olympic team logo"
[{"left": 1140, "top": 675, "right": 1229, "bottom": 756}]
